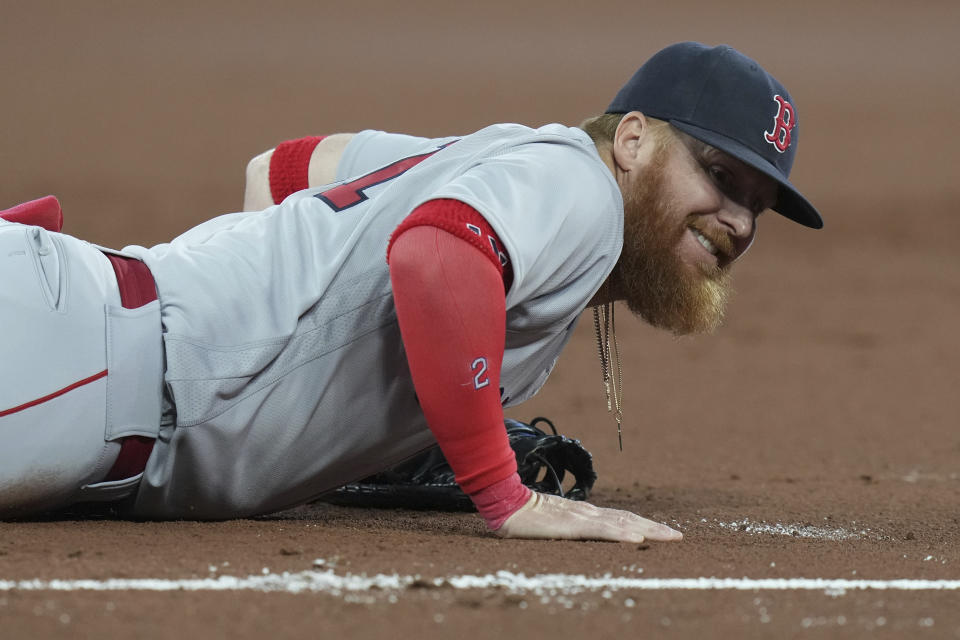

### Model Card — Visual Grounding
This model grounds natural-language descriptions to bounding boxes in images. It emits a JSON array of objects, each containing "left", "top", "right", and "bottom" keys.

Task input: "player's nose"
[
  {"left": 716, "top": 200, "right": 755, "bottom": 240},
  {"left": 716, "top": 200, "right": 757, "bottom": 263}
]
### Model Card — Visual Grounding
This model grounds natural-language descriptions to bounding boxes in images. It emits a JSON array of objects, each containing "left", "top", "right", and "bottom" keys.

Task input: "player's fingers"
[
  {"left": 552, "top": 496, "right": 682, "bottom": 543},
  {"left": 585, "top": 514, "right": 647, "bottom": 544},
  {"left": 539, "top": 495, "right": 641, "bottom": 543},
  {"left": 605, "top": 506, "right": 683, "bottom": 542}
]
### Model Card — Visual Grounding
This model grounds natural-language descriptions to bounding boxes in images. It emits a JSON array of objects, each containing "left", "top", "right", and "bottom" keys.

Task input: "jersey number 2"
[
  {"left": 472, "top": 357, "right": 489, "bottom": 390},
  {"left": 315, "top": 141, "right": 455, "bottom": 212}
]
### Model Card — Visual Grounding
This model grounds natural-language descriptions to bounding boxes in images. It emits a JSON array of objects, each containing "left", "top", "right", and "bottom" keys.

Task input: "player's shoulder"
[
  {"left": 430, "top": 122, "right": 621, "bottom": 220},
  {"left": 347, "top": 122, "right": 593, "bottom": 151},
  {"left": 433, "top": 121, "right": 623, "bottom": 262},
  {"left": 467, "top": 122, "right": 597, "bottom": 155},
  {"left": 345, "top": 123, "right": 599, "bottom": 175},
  {"left": 465, "top": 123, "right": 615, "bottom": 189}
]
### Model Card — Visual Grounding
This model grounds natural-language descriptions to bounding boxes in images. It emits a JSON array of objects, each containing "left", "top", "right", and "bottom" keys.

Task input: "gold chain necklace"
[{"left": 592, "top": 300, "right": 624, "bottom": 450}]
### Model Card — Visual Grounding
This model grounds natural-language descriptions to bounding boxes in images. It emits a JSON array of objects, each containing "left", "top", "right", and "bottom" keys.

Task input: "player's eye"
[
  {"left": 708, "top": 164, "right": 764, "bottom": 216},
  {"left": 707, "top": 165, "right": 734, "bottom": 192}
]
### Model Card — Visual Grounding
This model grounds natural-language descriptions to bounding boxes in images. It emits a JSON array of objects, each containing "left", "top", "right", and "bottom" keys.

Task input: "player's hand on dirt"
[{"left": 496, "top": 491, "right": 682, "bottom": 543}]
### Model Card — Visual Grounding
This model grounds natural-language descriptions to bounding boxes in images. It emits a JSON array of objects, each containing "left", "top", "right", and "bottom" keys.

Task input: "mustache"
[{"left": 686, "top": 218, "right": 736, "bottom": 264}]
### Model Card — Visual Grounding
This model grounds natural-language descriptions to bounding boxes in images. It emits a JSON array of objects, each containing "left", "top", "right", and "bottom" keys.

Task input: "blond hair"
[{"left": 579, "top": 113, "right": 674, "bottom": 149}]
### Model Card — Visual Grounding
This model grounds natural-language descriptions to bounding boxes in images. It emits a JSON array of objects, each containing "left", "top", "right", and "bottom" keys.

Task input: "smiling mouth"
[
  {"left": 693, "top": 229, "right": 718, "bottom": 256},
  {"left": 689, "top": 227, "right": 735, "bottom": 269}
]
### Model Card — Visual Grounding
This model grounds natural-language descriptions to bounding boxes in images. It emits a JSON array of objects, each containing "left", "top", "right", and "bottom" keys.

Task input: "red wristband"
[
  {"left": 268, "top": 135, "right": 326, "bottom": 204},
  {"left": 471, "top": 474, "right": 532, "bottom": 530}
]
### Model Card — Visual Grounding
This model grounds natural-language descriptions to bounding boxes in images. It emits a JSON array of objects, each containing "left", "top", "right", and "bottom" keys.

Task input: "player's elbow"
[
  {"left": 242, "top": 148, "right": 275, "bottom": 211},
  {"left": 246, "top": 148, "right": 273, "bottom": 182},
  {"left": 308, "top": 133, "right": 355, "bottom": 187}
]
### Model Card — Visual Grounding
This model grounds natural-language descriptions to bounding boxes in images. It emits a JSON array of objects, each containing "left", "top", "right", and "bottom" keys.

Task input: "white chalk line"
[
  {"left": 2, "top": 571, "right": 959, "bottom": 597},
  {"left": 701, "top": 518, "right": 883, "bottom": 541}
]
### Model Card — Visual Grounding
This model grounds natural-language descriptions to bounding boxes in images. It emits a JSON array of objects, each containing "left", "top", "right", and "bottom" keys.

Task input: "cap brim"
[{"left": 669, "top": 120, "right": 823, "bottom": 229}]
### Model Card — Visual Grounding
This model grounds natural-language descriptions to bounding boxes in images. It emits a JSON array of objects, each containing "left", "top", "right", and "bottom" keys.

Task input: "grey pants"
[{"left": 0, "top": 221, "right": 163, "bottom": 517}]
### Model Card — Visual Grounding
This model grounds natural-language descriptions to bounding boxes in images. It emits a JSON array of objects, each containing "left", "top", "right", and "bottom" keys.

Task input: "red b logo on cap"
[{"left": 764, "top": 95, "right": 795, "bottom": 153}]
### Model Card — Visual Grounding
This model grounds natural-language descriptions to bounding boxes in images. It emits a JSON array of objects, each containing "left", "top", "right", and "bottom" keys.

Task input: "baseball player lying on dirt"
[{"left": 0, "top": 43, "right": 820, "bottom": 544}]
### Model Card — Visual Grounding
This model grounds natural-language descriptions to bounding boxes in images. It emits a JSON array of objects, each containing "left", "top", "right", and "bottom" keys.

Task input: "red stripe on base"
[{"left": 0, "top": 369, "right": 108, "bottom": 418}]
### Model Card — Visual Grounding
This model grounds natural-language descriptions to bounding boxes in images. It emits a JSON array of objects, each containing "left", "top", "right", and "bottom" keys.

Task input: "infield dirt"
[{"left": 2, "top": 2, "right": 959, "bottom": 638}]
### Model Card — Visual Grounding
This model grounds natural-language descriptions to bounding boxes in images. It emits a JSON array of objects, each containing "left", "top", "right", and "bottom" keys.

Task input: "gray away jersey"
[{"left": 124, "top": 123, "right": 623, "bottom": 519}]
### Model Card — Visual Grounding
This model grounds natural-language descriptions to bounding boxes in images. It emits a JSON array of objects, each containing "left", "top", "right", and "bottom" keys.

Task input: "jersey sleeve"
[{"left": 422, "top": 138, "right": 623, "bottom": 312}]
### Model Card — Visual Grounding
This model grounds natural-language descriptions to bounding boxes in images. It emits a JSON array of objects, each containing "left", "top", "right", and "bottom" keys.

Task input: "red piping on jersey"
[{"left": 0, "top": 369, "right": 108, "bottom": 417}]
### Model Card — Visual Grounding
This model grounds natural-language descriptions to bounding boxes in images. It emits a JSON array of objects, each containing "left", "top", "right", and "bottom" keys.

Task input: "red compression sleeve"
[
  {"left": 388, "top": 202, "right": 529, "bottom": 529},
  {"left": 387, "top": 198, "right": 513, "bottom": 291},
  {"left": 268, "top": 135, "right": 326, "bottom": 204}
]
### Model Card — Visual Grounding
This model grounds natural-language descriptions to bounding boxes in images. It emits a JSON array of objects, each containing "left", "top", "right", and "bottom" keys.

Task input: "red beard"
[{"left": 613, "top": 151, "right": 733, "bottom": 336}]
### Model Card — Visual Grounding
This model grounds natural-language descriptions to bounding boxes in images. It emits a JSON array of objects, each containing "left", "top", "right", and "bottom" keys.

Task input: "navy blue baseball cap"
[{"left": 607, "top": 42, "right": 822, "bottom": 229}]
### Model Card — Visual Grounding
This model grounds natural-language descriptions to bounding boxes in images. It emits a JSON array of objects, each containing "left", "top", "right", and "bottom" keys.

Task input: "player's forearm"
[
  {"left": 388, "top": 225, "right": 515, "bottom": 492},
  {"left": 388, "top": 224, "right": 530, "bottom": 529},
  {"left": 242, "top": 133, "right": 355, "bottom": 211}
]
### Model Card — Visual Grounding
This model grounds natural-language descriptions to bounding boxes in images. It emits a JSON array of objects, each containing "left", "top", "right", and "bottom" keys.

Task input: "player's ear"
[{"left": 611, "top": 111, "right": 650, "bottom": 171}]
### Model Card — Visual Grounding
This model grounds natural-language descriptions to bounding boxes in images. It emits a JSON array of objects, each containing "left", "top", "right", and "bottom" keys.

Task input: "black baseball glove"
[{"left": 323, "top": 417, "right": 597, "bottom": 511}]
